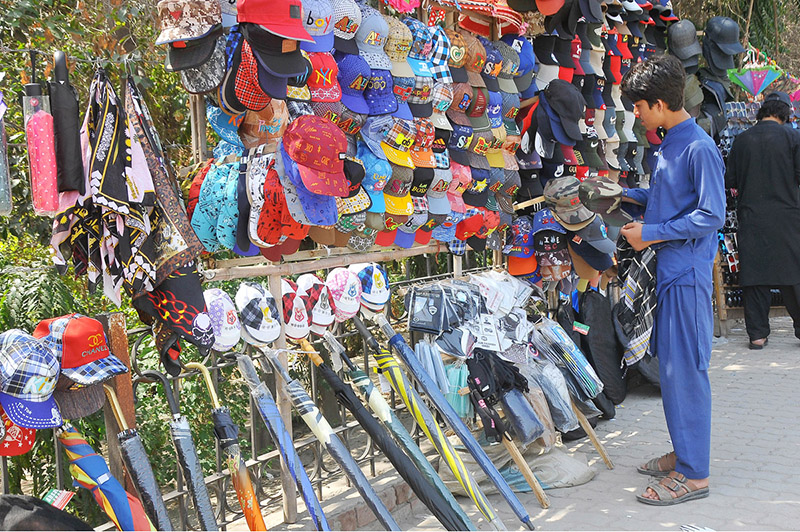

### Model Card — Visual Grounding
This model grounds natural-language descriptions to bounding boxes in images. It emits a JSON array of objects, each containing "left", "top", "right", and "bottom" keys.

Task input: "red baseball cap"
[
  {"left": 237, "top": 0, "right": 313, "bottom": 42},
  {"left": 536, "top": 0, "right": 565, "bottom": 16},
  {"left": 0, "top": 404, "right": 34, "bottom": 456},
  {"left": 236, "top": 41, "right": 271, "bottom": 111},
  {"left": 455, "top": 211, "right": 484, "bottom": 240},
  {"left": 283, "top": 115, "right": 350, "bottom": 197},
  {"left": 307, "top": 52, "right": 342, "bottom": 103}
]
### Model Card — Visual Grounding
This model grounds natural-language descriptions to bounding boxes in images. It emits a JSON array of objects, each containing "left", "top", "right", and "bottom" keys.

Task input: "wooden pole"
[
  {"left": 571, "top": 401, "right": 614, "bottom": 470},
  {"left": 743, "top": 0, "right": 756, "bottom": 47},
  {"left": 501, "top": 438, "right": 550, "bottom": 508},
  {"left": 268, "top": 274, "right": 298, "bottom": 524},
  {"left": 189, "top": 94, "right": 207, "bottom": 164}
]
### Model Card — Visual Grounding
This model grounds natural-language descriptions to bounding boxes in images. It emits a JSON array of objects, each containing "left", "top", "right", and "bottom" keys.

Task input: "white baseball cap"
[
  {"left": 235, "top": 282, "right": 281, "bottom": 347},
  {"left": 296, "top": 274, "right": 335, "bottom": 336},
  {"left": 326, "top": 268, "right": 362, "bottom": 322},
  {"left": 281, "top": 279, "right": 311, "bottom": 340},
  {"left": 203, "top": 289, "right": 242, "bottom": 351}
]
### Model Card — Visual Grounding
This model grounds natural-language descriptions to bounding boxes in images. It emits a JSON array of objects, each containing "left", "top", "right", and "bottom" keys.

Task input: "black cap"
[
  {"left": 533, "top": 35, "right": 559, "bottom": 66},
  {"left": 166, "top": 28, "right": 223, "bottom": 72},
  {"left": 764, "top": 91, "right": 792, "bottom": 108}
]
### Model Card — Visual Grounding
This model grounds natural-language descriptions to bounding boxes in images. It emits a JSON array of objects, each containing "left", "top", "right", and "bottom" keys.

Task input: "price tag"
[{"left": 42, "top": 489, "right": 75, "bottom": 510}]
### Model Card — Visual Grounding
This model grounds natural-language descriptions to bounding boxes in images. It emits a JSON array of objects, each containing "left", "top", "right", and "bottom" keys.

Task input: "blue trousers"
[{"left": 655, "top": 283, "right": 713, "bottom": 479}]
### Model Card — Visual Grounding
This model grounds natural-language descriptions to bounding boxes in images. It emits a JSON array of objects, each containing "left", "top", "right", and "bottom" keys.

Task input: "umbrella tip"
[{"left": 525, "top": 518, "right": 536, "bottom": 530}]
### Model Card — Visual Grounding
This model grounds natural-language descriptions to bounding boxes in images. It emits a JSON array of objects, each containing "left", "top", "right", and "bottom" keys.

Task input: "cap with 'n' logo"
[{"left": 308, "top": 52, "right": 342, "bottom": 103}]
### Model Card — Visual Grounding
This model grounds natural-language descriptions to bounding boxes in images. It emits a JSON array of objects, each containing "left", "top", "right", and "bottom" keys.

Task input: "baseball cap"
[
  {"left": 307, "top": 52, "right": 342, "bottom": 102},
  {"left": 447, "top": 123, "right": 474, "bottom": 166},
  {"left": 332, "top": 0, "right": 362, "bottom": 54},
  {"left": 350, "top": 263, "right": 391, "bottom": 308},
  {"left": 467, "top": 128, "right": 493, "bottom": 170},
  {"left": 0, "top": 404, "right": 35, "bottom": 456},
  {"left": 500, "top": 34, "right": 536, "bottom": 93},
  {"left": 238, "top": 99, "right": 289, "bottom": 150},
  {"left": 156, "top": 0, "right": 221, "bottom": 45},
  {"left": 445, "top": 29, "right": 469, "bottom": 83},
  {"left": 384, "top": 16, "right": 415, "bottom": 78},
  {"left": 446, "top": 83, "right": 473, "bottom": 127},
  {"left": 407, "top": 76, "right": 434, "bottom": 118},
  {"left": 704, "top": 16, "right": 746, "bottom": 55},
  {"left": 296, "top": 274, "right": 336, "bottom": 335},
  {"left": 32, "top": 315, "right": 128, "bottom": 387},
  {"left": 384, "top": 163, "right": 415, "bottom": 215},
  {"left": 403, "top": 17, "right": 434, "bottom": 78},
  {"left": 360, "top": 114, "right": 393, "bottom": 159},
  {"left": 764, "top": 91, "right": 792, "bottom": 108},
  {"left": 240, "top": 23, "right": 307, "bottom": 77},
  {"left": 486, "top": 91, "right": 504, "bottom": 130},
  {"left": 573, "top": 215, "right": 616, "bottom": 254},
  {"left": 283, "top": 115, "right": 349, "bottom": 197},
  {"left": 462, "top": 167, "right": 490, "bottom": 208},
  {"left": 466, "top": 87, "right": 491, "bottom": 130},
  {"left": 496, "top": 169, "right": 520, "bottom": 214},
  {"left": 429, "top": 26, "right": 453, "bottom": 83},
  {"left": 493, "top": 40, "right": 521, "bottom": 94},
  {"left": 430, "top": 83, "right": 453, "bottom": 131},
  {"left": 460, "top": 31, "right": 487, "bottom": 88},
  {"left": 281, "top": 279, "right": 312, "bottom": 340},
  {"left": 432, "top": 128, "right": 451, "bottom": 169},
  {"left": 479, "top": 38, "right": 504, "bottom": 92},
  {"left": 544, "top": 79, "right": 584, "bottom": 142},
  {"left": 235, "top": 40, "right": 271, "bottom": 109},
  {"left": 543, "top": 175, "right": 596, "bottom": 230},
  {"left": 166, "top": 27, "right": 222, "bottom": 71},
  {"left": 337, "top": 156, "right": 372, "bottom": 214},
  {"left": 0, "top": 331, "right": 61, "bottom": 430},
  {"left": 578, "top": 176, "right": 632, "bottom": 226},
  {"left": 364, "top": 69, "right": 398, "bottom": 116},
  {"left": 299, "top": 0, "right": 335, "bottom": 52},
  {"left": 337, "top": 53, "right": 371, "bottom": 113},
  {"left": 426, "top": 168, "right": 454, "bottom": 215},
  {"left": 432, "top": 210, "right": 467, "bottom": 242},
  {"left": 410, "top": 118, "right": 436, "bottom": 168},
  {"left": 381, "top": 118, "right": 416, "bottom": 168},
  {"left": 358, "top": 141, "right": 391, "bottom": 213},
  {"left": 203, "top": 288, "right": 242, "bottom": 351},
  {"left": 237, "top": 0, "right": 311, "bottom": 41},
  {"left": 356, "top": 5, "right": 392, "bottom": 70},
  {"left": 448, "top": 161, "right": 471, "bottom": 213},
  {"left": 279, "top": 142, "right": 338, "bottom": 225},
  {"left": 179, "top": 36, "right": 226, "bottom": 94},
  {"left": 235, "top": 282, "right": 281, "bottom": 346},
  {"left": 500, "top": 91, "right": 521, "bottom": 136},
  {"left": 391, "top": 75, "right": 415, "bottom": 120},
  {"left": 326, "top": 268, "right": 363, "bottom": 321}
]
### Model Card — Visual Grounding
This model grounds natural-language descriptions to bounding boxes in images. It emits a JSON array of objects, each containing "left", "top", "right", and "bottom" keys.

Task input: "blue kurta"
[{"left": 624, "top": 118, "right": 725, "bottom": 479}]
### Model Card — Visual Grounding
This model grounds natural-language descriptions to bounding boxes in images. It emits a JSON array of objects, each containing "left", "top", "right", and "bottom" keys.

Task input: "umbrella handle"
[
  {"left": 103, "top": 385, "right": 130, "bottom": 431},
  {"left": 352, "top": 315, "right": 382, "bottom": 355},
  {"left": 322, "top": 331, "right": 357, "bottom": 371},
  {"left": 53, "top": 51, "right": 68, "bottom": 82},
  {"left": 139, "top": 370, "right": 181, "bottom": 416},
  {"left": 184, "top": 363, "right": 221, "bottom": 410},
  {"left": 298, "top": 339, "right": 324, "bottom": 367}
]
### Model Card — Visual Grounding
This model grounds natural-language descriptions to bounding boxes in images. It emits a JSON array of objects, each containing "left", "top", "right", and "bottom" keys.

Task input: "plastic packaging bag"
[
  {"left": 518, "top": 359, "right": 579, "bottom": 433},
  {"left": 0, "top": 116, "right": 12, "bottom": 216},
  {"left": 523, "top": 381, "right": 557, "bottom": 450},
  {"left": 444, "top": 361, "right": 472, "bottom": 419},
  {"left": 533, "top": 317, "right": 603, "bottom": 400},
  {"left": 23, "top": 87, "right": 58, "bottom": 216},
  {"left": 500, "top": 388, "right": 544, "bottom": 446}
]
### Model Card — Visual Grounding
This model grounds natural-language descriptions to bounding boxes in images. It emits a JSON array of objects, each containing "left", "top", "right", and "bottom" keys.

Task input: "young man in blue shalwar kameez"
[{"left": 619, "top": 55, "right": 726, "bottom": 505}]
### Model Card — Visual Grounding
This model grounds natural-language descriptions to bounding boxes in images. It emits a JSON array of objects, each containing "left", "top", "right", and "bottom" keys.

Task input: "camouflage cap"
[
  {"left": 156, "top": 0, "right": 221, "bottom": 45},
  {"left": 577, "top": 177, "right": 633, "bottom": 227},
  {"left": 543, "top": 176, "right": 596, "bottom": 230}
]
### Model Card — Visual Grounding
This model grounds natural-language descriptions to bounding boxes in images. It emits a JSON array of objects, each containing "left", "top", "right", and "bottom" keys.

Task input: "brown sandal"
[
  {"left": 636, "top": 473, "right": 710, "bottom": 506},
  {"left": 636, "top": 452, "right": 674, "bottom": 476}
]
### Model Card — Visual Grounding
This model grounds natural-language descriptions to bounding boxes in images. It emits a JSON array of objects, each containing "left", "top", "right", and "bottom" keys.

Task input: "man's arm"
[
  {"left": 621, "top": 187, "right": 649, "bottom": 206},
  {"left": 640, "top": 143, "right": 726, "bottom": 242}
]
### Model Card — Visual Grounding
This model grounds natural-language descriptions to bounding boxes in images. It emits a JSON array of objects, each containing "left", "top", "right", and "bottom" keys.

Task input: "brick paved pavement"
[{"left": 258, "top": 317, "right": 800, "bottom": 531}]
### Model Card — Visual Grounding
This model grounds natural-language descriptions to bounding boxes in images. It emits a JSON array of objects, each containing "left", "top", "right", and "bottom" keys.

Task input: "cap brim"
[
  {"left": 430, "top": 112, "right": 453, "bottom": 131},
  {"left": 61, "top": 354, "right": 129, "bottom": 386},
  {"left": 391, "top": 60, "right": 415, "bottom": 78},
  {"left": 482, "top": 76, "right": 501, "bottom": 92},
  {"left": 514, "top": 70, "right": 535, "bottom": 93},
  {"left": 467, "top": 151, "right": 490, "bottom": 169},
  {"left": 334, "top": 36, "right": 359, "bottom": 55},
  {"left": 255, "top": 63, "right": 288, "bottom": 99},
  {"left": 463, "top": 190, "right": 490, "bottom": 207},
  {"left": 360, "top": 51, "right": 392, "bottom": 70},
  {"left": 486, "top": 150, "right": 505, "bottom": 168},
  {"left": 394, "top": 230, "right": 417, "bottom": 248},
  {"left": 427, "top": 195, "right": 452, "bottom": 215},
  {"left": 497, "top": 76, "right": 519, "bottom": 94},
  {"left": 156, "top": 23, "right": 218, "bottom": 46},
  {"left": 408, "top": 102, "right": 433, "bottom": 118},
  {"left": 53, "top": 380, "right": 105, "bottom": 420},
  {"left": 553, "top": 209, "right": 596, "bottom": 230},
  {"left": 167, "top": 35, "right": 218, "bottom": 72},
  {"left": 468, "top": 113, "right": 491, "bottom": 130},
  {"left": 297, "top": 165, "right": 350, "bottom": 197},
  {"left": 300, "top": 31, "right": 335, "bottom": 53},
  {"left": 450, "top": 66, "right": 469, "bottom": 83},
  {"left": 467, "top": 70, "right": 487, "bottom": 88},
  {"left": 410, "top": 149, "right": 436, "bottom": 168},
  {"left": 384, "top": 193, "right": 414, "bottom": 215},
  {"left": 446, "top": 109, "right": 472, "bottom": 127},
  {"left": 407, "top": 57, "right": 434, "bottom": 77},
  {"left": 447, "top": 192, "right": 466, "bottom": 212},
  {"left": 381, "top": 142, "right": 415, "bottom": 168},
  {"left": 341, "top": 93, "right": 371, "bottom": 114},
  {"left": 393, "top": 100, "right": 414, "bottom": 120},
  {"left": 713, "top": 39, "right": 746, "bottom": 56},
  {"left": 0, "top": 394, "right": 61, "bottom": 429}
]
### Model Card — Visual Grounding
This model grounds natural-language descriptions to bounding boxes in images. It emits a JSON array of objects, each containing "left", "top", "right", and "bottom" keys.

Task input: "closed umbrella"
[
  {"left": 140, "top": 370, "right": 218, "bottom": 531},
  {"left": 234, "top": 354, "right": 330, "bottom": 531},
  {"left": 48, "top": 50, "right": 85, "bottom": 194},
  {"left": 297, "top": 339, "right": 469, "bottom": 532},
  {"left": 57, "top": 422, "right": 155, "bottom": 531},
  {"left": 104, "top": 385, "right": 174, "bottom": 531},
  {"left": 183, "top": 362, "right": 267, "bottom": 531},
  {"left": 349, "top": 317, "right": 504, "bottom": 531},
  {"left": 320, "top": 333, "right": 476, "bottom": 531},
  {"left": 372, "top": 314, "right": 535, "bottom": 531},
  {"left": 262, "top": 352, "right": 400, "bottom": 531}
]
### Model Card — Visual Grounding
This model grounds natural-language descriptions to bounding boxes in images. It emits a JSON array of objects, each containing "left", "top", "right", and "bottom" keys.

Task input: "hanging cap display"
[
  {"left": 296, "top": 274, "right": 336, "bottom": 335},
  {"left": 156, "top": 0, "right": 222, "bottom": 45},
  {"left": 0, "top": 330, "right": 61, "bottom": 429},
  {"left": 281, "top": 279, "right": 312, "bottom": 340},
  {"left": 236, "top": 0, "right": 312, "bottom": 41},
  {"left": 299, "top": 0, "right": 335, "bottom": 52},
  {"left": 356, "top": 5, "right": 392, "bottom": 69},
  {"left": 326, "top": 268, "right": 363, "bottom": 321},
  {"left": 332, "top": 0, "right": 362, "bottom": 54},
  {"left": 235, "top": 282, "right": 281, "bottom": 346},
  {"left": 32, "top": 314, "right": 128, "bottom": 387},
  {"left": 203, "top": 288, "right": 242, "bottom": 351}
]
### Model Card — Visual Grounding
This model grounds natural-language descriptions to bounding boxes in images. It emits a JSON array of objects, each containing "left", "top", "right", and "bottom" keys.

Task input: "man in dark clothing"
[
  {"left": 725, "top": 91, "right": 800, "bottom": 349},
  {"left": 619, "top": 55, "right": 725, "bottom": 506}
]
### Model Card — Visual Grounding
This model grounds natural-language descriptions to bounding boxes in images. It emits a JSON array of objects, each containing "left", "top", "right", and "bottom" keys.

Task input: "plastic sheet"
[
  {"left": 117, "top": 430, "right": 173, "bottom": 530},
  {"left": 533, "top": 318, "right": 603, "bottom": 400},
  {"left": 22, "top": 90, "right": 58, "bottom": 216},
  {"left": 501, "top": 388, "right": 545, "bottom": 446}
]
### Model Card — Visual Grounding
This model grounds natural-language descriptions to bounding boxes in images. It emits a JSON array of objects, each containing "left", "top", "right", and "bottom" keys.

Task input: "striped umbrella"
[
  {"left": 321, "top": 332, "right": 476, "bottom": 531},
  {"left": 184, "top": 363, "right": 267, "bottom": 531},
  {"left": 350, "top": 318, "right": 505, "bottom": 531},
  {"left": 372, "top": 314, "right": 535, "bottom": 531},
  {"left": 57, "top": 422, "right": 156, "bottom": 531},
  {"left": 262, "top": 352, "right": 400, "bottom": 531},
  {"left": 235, "top": 354, "right": 330, "bottom": 531}
]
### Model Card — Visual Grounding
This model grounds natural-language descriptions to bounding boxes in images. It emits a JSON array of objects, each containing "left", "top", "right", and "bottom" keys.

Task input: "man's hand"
[{"left": 620, "top": 222, "right": 650, "bottom": 251}]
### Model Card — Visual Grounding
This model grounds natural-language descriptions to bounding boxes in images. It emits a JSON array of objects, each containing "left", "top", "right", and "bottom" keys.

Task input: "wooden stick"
[
  {"left": 501, "top": 438, "right": 550, "bottom": 508},
  {"left": 571, "top": 401, "right": 614, "bottom": 470}
]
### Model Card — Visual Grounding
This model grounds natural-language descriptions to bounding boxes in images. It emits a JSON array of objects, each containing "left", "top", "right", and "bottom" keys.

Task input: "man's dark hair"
[
  {"left": 756, "top": 100, "right": 790, "bottom": 123},
  {"left": 621, "top": 54, "right": 686, "bottom": 111}
]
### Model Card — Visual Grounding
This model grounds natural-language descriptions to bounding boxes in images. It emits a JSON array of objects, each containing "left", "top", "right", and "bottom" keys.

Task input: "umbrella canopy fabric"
[
  {"left": 48, "top": 51, "right": 85, "bottom": 194},
  {"left": 728, "top": 66, "right": 782, "bottom": 96},
  {"left": 235, "top": 355, "right": 330, "bottom": 531},
  {"left": 184, "top": 363, "right": 267, "bottom": 531},
  {"left": 141, "top": 370, "right": 218, "bottom": 531},
  {"left": 299, "top": 339, "right": 469, "bottom": 532},
  {"left": 350, "top": 319, "right": 503, "bottom": 530},
  {"left": 57, "top": 422, "right": 156, "bottom": 531},
  {"left": 104, "top": 386, "right": 173, "bottom": 531},
  {"left": 374, "top": 314, "right": 535, "bottom": 531},
  {"left": 263, "top": 353, "right": 400, "bottom": 531}
]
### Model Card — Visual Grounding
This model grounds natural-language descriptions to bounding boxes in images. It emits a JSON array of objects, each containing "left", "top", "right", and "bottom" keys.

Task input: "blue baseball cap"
[
  {"left": 431, "top": 210, "right": 466, "bottom": 242},
  {"left": 478, "top": 37, "right": 503, "bottom": 92},
  {"left": 501, "top": 34, "right": 536, "bottom": 93},
  {"left": 540, "top": 92, "right": 575, "bottom": 146},
  {"left": 391, "top": 75, "right": 415, "bottom": 120},
  {"left": 337, "top": 53, "right": 371, "bottom": 114},
  {"left": 402, "top": 16, "right": 434, "bottom": 78},
  {"left": 358, "top": 141, "right": 391, "bottom": 213},
  {"left": 360, "top": 114, "right": 393, "bottom": 159},
  {"left": 486, "top": 91, "right": 503, "bottom": 129},
  {"left": 364, "top": 69, "right": 398, "bottom": 116},
  {"left": 207, "top": 101, "right": 244, "bottom": 147},
  {"left": 447, "top": 123, "right": 474, "bottom": 166},
  {"left": 280, "top": 144, "right": 338, "bottom": 225}
]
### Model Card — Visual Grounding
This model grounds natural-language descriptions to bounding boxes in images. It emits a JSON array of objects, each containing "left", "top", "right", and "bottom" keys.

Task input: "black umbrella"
[
  {"left": 298, "top": 339, "right": 470, "bottom": 532},
  {"left": 140, "top": 370, "right": 218, "bottom": 531},
  {"left": 48, "top": 50, "right": 84, "bottom": 194}
]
